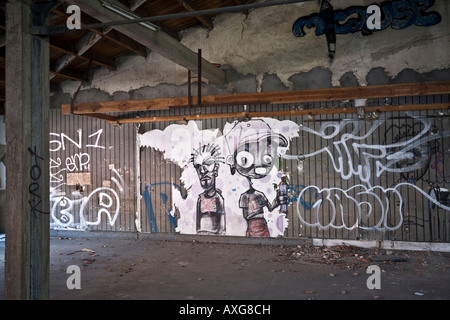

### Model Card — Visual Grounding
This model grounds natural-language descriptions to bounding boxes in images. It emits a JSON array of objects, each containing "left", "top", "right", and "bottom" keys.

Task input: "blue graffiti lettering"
[
  {"left": 292, "top": 0, "right": 441, "bottom": 38},
  {"left": 143, "top": 182, "right": 187, "bottom": 233},
  {"left": 287, "top": 184, "right": 324, "bottom": 211},
  {"left": 334, "top": 6, "right": 367, "bottom": 35}
]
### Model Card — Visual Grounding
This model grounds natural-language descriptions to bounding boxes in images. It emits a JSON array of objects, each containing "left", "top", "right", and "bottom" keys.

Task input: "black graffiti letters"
[
  {"left": 29, "top": 146, "right": 49, "bottom": 217},
  {"left": 292, "top": 0, "right": 441, "bottom": 38}
]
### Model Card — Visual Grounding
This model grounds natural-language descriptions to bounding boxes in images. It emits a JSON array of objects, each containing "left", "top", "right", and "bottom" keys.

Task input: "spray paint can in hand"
[{"left": 278, "top": 176, "right": 288, "bottom": 214}]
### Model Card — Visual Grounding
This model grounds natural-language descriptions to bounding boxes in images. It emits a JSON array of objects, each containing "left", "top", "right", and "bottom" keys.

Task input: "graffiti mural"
[
  {"left": 140, "top": 111, "right": 449, "bottom": 239},
  {"left": 191, "top": 143, "right": 226, "bottom": 235},
  {"left": 143, "top": 182, "right": 187, "bottom": 233},
  {"left": 49, "top": 128, "right": 125, "bottom": 230},
  {"left": 288, "top": 112, "right": 450, "bottom": 232},
  {"left": 139, "top": 118, "right": 299, "bottom": 237},
  {"left": 224, "top": 120, "right": 289, "bottom": 237}
]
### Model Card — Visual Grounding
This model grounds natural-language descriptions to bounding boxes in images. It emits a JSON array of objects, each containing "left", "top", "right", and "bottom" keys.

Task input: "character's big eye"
[
  {"left": 263, "top": 154, "right": 272, "bottom": 164},
  {"left": 236, "top": 151, "right": 254, "bottom": 168}
]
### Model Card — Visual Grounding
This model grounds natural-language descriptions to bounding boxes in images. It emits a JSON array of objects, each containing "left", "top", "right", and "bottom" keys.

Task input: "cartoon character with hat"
[{"left": 225, "top": 119, "right": 289, "bottom": 237}]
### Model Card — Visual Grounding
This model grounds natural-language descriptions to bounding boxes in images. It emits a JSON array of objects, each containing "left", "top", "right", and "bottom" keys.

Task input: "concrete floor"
[{"left": 1, "top": 231, "right": 450, "bottom": 302}]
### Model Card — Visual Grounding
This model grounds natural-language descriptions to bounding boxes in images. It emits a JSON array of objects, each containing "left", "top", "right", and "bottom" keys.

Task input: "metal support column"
[
  {"left": 187, "top": 49, "right": 203, "bottom": 108},
  {"left": 198, "top": 48, "right": 202, "bottom": 107}
]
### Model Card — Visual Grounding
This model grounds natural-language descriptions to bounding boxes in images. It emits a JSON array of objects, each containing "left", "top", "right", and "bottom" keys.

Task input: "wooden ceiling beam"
[
  {"left": 129, "top": 3, "right": 181, "bottom": 41},
  {"left": 50, "top": 43, "right": 115, "bottom": 70},
  {"left": 51, "top": 31, "right": 114, "bottom": 77},
  {"left": 119, "top": 0, "right": 180, "bottom": 42},
  {"left": 52, "top": 8, "right": 148, "bottom": 58},
  {"left": 99, "top": 28, "right": 148, "bottom": 57},
  {"left": 62, "top": 80, "right": 450, "bottom": 115},
  {"left": 177, "top": 0, "right": 214, "bottom": 30},
  {"left": 64, "top": 0, "right": 225, "bottom": 85},
  {"left": 50, "top": 69, "right": 86, "bottom": 82},
  {"left": 50, "top": 32, "right": 116, "bottom": 80},
  {"left": 128, "top": 0, "right": 148, "bottom": 11}
]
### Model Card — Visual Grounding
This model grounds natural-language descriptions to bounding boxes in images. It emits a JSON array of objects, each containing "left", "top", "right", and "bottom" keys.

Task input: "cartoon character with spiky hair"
[{"left": 190, "top": 143, "right": 226, "bottom": 235}]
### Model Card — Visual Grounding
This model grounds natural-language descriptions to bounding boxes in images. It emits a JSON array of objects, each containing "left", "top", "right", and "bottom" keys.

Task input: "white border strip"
[{"left": 313, "top": 239, "right": 450, "bottom": 252}]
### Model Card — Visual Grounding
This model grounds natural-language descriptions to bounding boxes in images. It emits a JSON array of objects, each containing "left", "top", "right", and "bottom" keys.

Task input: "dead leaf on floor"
[
  {"left": 67, "top": 248, "right": 96, "bottom": 255},
  {"left": 121, "top": 267, "right": 134, "bottom": 273},
  {"left": 82, "top": 259, "right": 95, "bottom": 265}
]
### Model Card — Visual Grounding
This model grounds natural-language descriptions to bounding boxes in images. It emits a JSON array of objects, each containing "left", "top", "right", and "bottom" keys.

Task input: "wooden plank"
[
  {"left": 63, "top": 80, "right": 450, "bottom": 115},
  {"left": 62, "top": 97, "right": 177, "bottom": 114},
  {"left": 79, "top": 113, "right": 119, "bottom": 122},
  {"left": 65, "top": 0, "right": 225, "bottom": 84},
  {"left": 109, "top": 103, "right": 450, "bottom": 124}
]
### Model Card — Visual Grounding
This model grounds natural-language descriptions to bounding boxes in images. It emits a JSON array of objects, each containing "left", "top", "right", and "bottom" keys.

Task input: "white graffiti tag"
[
  {"left": 297, "top": 115, "right": 449, "bottom": 186},
  {"left": 50, "top": 169, "right": 124, "bottom": 229},
  {"left": 297, "top": 183, "right": 450, "bottom": 231},
  {"left": 80, "top": 187, "right": 120, "bottom": 227},
  {"left": 292, "top": 113, "right": 450, "bottom": 231},
  {"left": 296, "top": 184, "right": 402, "bottom": 231},
  {"left": 49, "top": 128, "right": 124, "bottom": 230}
]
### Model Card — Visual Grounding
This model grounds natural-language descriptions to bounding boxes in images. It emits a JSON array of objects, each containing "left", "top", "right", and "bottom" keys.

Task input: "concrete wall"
[{"left": 52, "top": 0, "right": 450, "bottom": 106}]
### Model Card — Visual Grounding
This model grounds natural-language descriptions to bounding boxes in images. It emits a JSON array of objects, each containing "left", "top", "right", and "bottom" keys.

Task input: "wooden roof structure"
[
  {"left": 0, "top": 0, "right": 449, "bottom": 119},
  {"left": 0, "top": 0, "right": 253, "bottom": 115}
]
